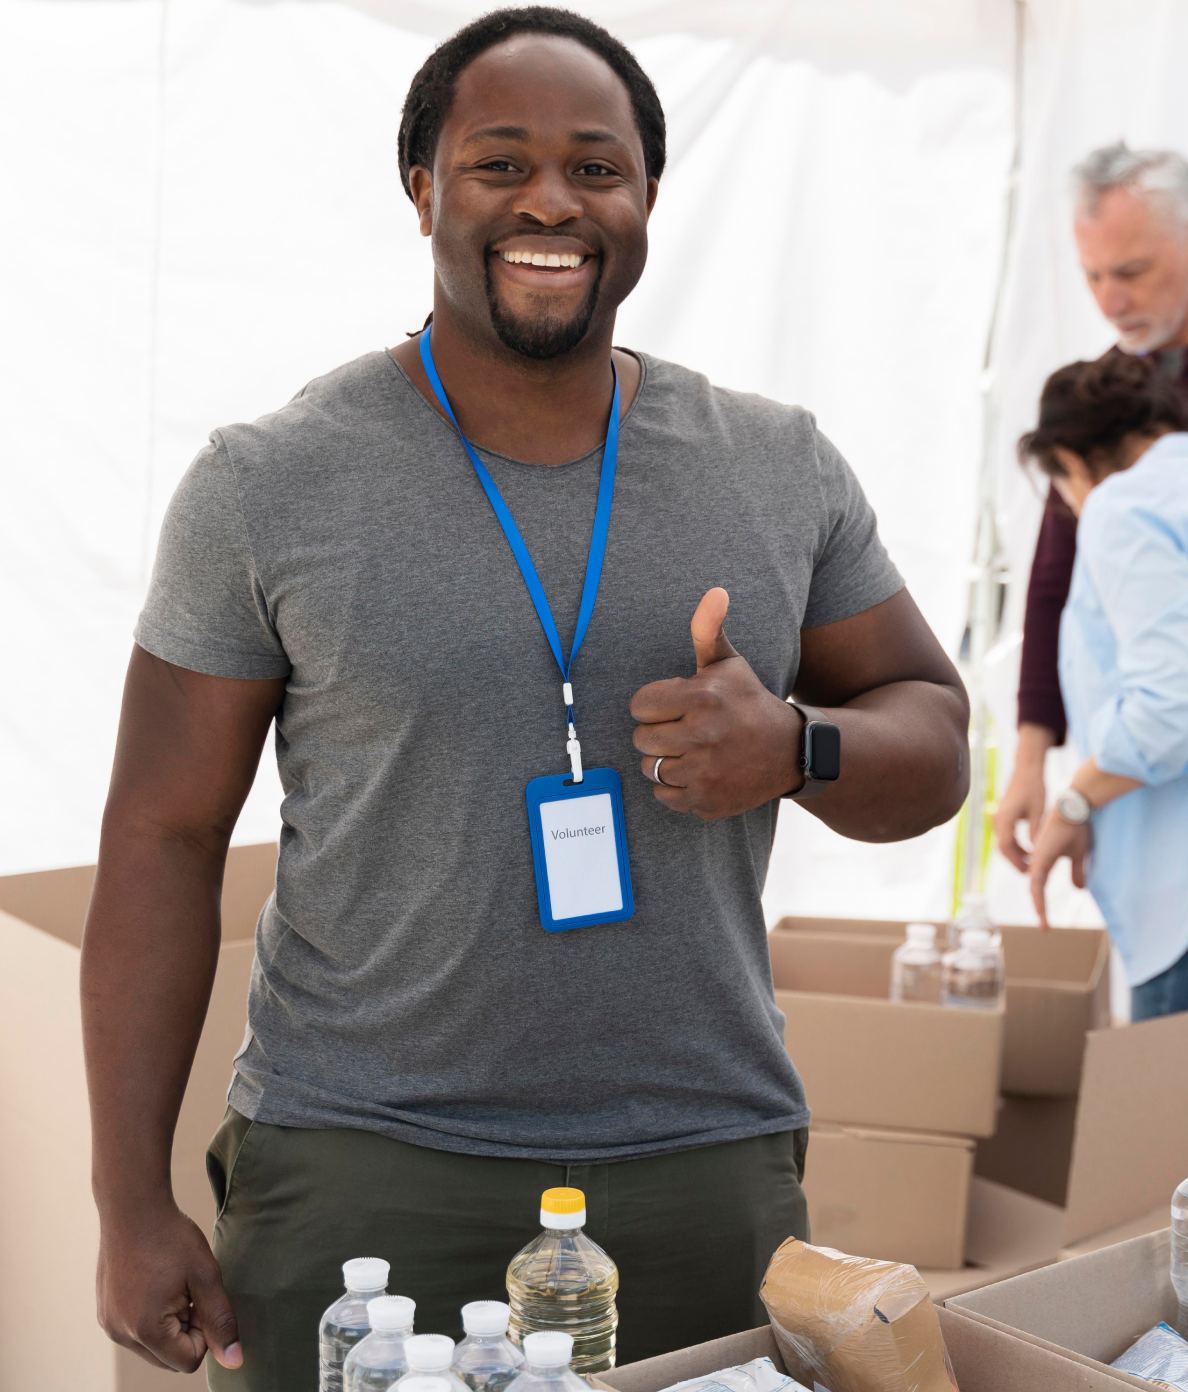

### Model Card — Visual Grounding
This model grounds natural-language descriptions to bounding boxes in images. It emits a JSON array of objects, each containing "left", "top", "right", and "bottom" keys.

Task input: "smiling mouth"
[{"left": 498, "top": 250, "right": 588, "bottom": 269}]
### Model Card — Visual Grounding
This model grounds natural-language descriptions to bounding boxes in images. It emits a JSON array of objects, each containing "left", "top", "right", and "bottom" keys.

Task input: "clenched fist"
[{"left": 630, "top": 587, "right": 806, "bottom": 820}]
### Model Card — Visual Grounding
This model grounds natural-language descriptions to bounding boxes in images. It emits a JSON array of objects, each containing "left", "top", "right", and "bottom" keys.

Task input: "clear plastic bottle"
[
  {"left": 1173, "top": 1176, "right": 1188, "bottom": 1336},
  {"left": 395, "top": 1335, "right": 469, "bottom": 1392},
  {"left": 890, "top": 923, "right": 944, "bottom": 1004},
  {"left": 344, "top": 1295, "right": 416, "bottom": 1392},
  {"left": 505, "top": 1332, "right": 588, "bottom": 1392},
  {"left": 320, "top": 1258, "right": 391, "bottom": 1392},
  {"left": 943, "top": 927, "right": 1005, "bottom": 1010},
  {"left": 942, "top": 893, "right": 995, "bottom": 952},
  {"left": 506, "top": 1188, "right": 619, "bottom": 1374},
  {"left": 453, "top": 1301, "right": 525, "bottom": 1392}
]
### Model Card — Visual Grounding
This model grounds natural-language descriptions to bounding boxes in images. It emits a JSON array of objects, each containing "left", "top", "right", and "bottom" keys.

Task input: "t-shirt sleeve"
[
  {"left": 801, "top": 425, "right": 904, "bottom": 628},
  {"left": 134, "top": 438, "right": 292, "bottom": 679}
]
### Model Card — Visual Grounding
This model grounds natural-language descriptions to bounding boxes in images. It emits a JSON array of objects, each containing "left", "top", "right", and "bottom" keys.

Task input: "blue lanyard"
[{"left": 419, "top": 328, "right": 620, "bottom": 750}]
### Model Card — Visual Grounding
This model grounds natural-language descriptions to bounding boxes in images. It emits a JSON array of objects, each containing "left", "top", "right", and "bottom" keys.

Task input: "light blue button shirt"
[{"left": 1059, "top": 431, "right": 1188, "bottom": 986}]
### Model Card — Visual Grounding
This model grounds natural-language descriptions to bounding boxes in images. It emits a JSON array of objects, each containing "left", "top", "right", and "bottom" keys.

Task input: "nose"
[
  {"left": 1097, "top": 276, "right": 1132, "bottom": 321},
  {"left": 511, "top": 163, "right": 584, "bottom": 228}
]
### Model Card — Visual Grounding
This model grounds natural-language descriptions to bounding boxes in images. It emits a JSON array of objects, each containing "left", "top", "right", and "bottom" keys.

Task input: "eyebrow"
[
  {"left": 459, "top": 125, "right": 630, "bottom": 150},
  {"left": 461, "top": 125, "right": 531, "bottom": 145}
]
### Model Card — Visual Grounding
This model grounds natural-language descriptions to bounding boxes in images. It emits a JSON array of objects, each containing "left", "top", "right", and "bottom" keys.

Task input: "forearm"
[
  {"left": 1015, "top": 721, "right": 1057, "bottom": 772},
  {"left": 81, "top": 819, "right": 227, "bottom": 1221},
  {"left": 802, "top": 678, "right": 969, "bottom": 841}
]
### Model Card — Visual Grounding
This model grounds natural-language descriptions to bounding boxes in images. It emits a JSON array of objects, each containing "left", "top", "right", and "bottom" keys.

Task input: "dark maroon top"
[{"left": 1018, "top": 346, "right": 1188, "bottom": 743}]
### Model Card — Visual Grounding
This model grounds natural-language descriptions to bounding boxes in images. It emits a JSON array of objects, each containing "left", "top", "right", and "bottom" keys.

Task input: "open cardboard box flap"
[
  {"left": 769, "top": 931, "right": 1002, "bottom": 1138},
  {"left": 595, "top": 1311, "right": 1126, "bottom": 1392},
  {"left": 770, "top": 918, "right": 1109, "bottom": 1096},
  {"left": 946, "top": 1229, "right": 1175, "bottom": 1387},
  {"left": 0, "top": 844, "right": 277, "bottom": 1392},
  {"left": 975, "top": 1010, "right": 1188, "bottom": 1244}
]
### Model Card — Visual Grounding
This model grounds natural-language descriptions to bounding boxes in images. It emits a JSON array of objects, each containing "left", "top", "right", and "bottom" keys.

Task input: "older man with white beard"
[{"left": 996, "top": 142, "right": 1188, "bottom": 873}]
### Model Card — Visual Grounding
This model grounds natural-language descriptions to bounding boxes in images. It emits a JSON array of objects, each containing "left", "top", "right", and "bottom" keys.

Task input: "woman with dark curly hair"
[{"left": 1020, "top": 353, "right": 1188, "bottom": 1019}]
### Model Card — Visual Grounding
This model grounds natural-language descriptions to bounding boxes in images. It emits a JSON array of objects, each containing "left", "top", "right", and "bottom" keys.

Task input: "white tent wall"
[
  {"left": 9, "top": 0, "right": 1119, "bottom": 930},
  {"left": 983, "top": 0, "right": 1188, "bottom": 946}
]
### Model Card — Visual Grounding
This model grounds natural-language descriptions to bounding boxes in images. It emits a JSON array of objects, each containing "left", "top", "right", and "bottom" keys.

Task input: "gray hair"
[{"left": 1073, "top": 141, "right": 1188, "bottom": 230}]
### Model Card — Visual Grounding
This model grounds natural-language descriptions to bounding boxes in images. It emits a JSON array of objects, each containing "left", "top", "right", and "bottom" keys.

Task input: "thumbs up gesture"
[{"left": 630, "top": 588, "right": 805, "bottom": 820}]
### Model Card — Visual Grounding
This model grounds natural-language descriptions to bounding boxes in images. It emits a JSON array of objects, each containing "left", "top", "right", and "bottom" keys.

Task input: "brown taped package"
[{"left": 759, "top": 1240, "right": 957, "bottom": 1392}]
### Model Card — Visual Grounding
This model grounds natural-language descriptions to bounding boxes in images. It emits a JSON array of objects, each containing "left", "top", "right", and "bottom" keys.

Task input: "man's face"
[
  {"left": 1075, "top": 185, "right": 1188, "bottom": 353},
  {"left": 410, "top": 35, "right": 658, "bottom": 360}
]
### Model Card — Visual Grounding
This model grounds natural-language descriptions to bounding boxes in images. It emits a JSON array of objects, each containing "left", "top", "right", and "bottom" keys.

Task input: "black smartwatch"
[{"left": 783, "top": 701, "right": 841, "bottom": 800}]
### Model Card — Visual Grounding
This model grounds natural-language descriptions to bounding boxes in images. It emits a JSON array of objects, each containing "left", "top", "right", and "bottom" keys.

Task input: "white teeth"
[{"left": 498, "top": 250, "right": 586, "bottom": 268}]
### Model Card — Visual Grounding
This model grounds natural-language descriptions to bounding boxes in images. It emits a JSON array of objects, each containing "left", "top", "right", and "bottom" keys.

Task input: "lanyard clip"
[{"left": 566, "top": 721, "right": 583, "bottom": 783}]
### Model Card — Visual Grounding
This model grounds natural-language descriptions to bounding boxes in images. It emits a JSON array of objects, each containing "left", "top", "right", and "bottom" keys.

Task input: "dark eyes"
[{"left": 476, "top": 160, "right": 617, "bottom": 177}]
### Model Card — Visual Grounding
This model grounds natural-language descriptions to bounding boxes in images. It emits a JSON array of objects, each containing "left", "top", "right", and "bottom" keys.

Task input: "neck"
[{"left": 391, "top": 289, "right": 640, "bottom": 466}]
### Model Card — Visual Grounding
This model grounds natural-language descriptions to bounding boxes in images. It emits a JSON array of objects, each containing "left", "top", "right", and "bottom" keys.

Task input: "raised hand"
[{"left": 629, "top": 587, "right": 803, "bottom": 820}]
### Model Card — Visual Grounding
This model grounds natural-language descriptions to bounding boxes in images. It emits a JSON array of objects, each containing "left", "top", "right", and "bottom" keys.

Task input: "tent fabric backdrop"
[{"left": 1, "top": 0, "right": 1064, "bottom": 926}]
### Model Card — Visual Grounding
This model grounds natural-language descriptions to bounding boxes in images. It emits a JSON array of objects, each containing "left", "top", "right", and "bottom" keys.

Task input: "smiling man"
[{"left": 81, "top": 9, "right": 968, "bottom": 1390}]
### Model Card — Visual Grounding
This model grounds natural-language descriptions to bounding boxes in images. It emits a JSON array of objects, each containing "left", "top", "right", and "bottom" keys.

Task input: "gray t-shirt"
[{"left": 136, "top": 348, "right": 902, "bottom": 1161}]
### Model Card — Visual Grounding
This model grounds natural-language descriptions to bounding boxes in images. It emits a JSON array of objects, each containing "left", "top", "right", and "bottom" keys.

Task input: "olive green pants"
[{"left": 206, "top": 1108, "right": 808, "bottom": 1391}]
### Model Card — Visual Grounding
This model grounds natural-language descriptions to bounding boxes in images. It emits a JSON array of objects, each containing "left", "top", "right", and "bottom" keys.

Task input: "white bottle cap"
[
  {"left": 368, "top": 1295, "right": 415, "bottom": 1332},
  {"left": 405, "top": 1334, "right": 456, "bottom": 1372},
  {"left": 461, "top": 1301, "right": 511, "bottom": 1336},
  {"left": 905, "top": 923, "right": 936, "bottom": 944},
  {"left": 523, "top": 1332, "right": 574, "bottom": 1368},
  {"left": 960, "top": 927, "right": 993, "bottom": 951},
  {"left": 343, "top": 1258, "right": 390, "bottom": 1292}
]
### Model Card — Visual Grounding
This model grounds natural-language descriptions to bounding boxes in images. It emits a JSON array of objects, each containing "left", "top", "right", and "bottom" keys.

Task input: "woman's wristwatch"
[
  {"left": 783, "top": 700, "right": 841, "bottom": 800},
  {"left": 1054, "top": 787, "right": 1093, "bottom": 824}
]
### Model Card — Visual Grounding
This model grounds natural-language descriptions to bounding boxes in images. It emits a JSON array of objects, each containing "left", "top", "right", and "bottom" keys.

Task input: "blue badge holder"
[{"left": 526, "top": 768, "right": 635, "bottom": 932}]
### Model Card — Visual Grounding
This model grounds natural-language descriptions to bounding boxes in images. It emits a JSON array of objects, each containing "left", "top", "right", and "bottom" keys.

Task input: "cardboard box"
[
  {"left": 597, "top": 1310, "right": 1122, "bottom": 1392},
  {"left": 947, "top": 1228, "right": 1179, "bottom": 1387},
  {"left": 0, "top": 843, "right": 276, "bottom": 1392},
  {"left": 771, "top": 917, "right": 1109, "bottom": 1096},
  {"left": 768, "top": 929, "right": 1003, "bottom": 1138},
  {"left": 974, "top": 1010, "right": 1188, "bottom": 1245},
  {"left": 803, "top": 1124, "right": 974, "bottom": 1270}
]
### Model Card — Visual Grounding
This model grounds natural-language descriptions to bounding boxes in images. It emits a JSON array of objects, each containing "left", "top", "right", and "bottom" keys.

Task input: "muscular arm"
[
  {"left": 631, "top": 588, "right": 969, "bottom": 841},
  {"left": 81, "top": 644, "right": 285, "bottom": 1373}
]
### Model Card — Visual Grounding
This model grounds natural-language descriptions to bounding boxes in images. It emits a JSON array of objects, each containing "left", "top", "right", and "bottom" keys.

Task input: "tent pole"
[{"left": 958, "top": 0, "right": 1026, "bottom": 907}]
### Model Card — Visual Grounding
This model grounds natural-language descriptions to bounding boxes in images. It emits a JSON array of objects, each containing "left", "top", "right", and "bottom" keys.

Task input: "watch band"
[{"left": 784, "top": 700, "right": 838, "bottom": 800}]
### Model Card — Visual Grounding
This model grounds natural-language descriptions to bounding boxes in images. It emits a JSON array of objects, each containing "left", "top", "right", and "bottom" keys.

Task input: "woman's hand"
[
  {"left": 1028, "top": 807, "right": 1090, "bottom": 928},
  {"left": 994, "top": 723, "right": 1055, "bottom": 872}
]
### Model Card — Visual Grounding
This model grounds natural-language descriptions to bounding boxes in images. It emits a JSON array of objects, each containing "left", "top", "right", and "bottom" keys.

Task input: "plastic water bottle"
[
  {"left": 344, "top": 1295, "right": 416, "bottom": 1392},
  {"left": 320, "top": 1258, "right": 390, "bottom": 1392},
  {"left": 943, "top": 927, "right": 1005, "bottom": 1010},
  {"left": 505, "top": 1333, "right": 588, "bottom": 1392},
  {"left": 942, "top": 893, "right": 995, "bottom": 952},
  {"left": 507, "top": 1188, "right": 619, "bottom": 1374},
  {"left": 890, "top": 923, "right": 944, "bottom": 1004},
  {"left": 395, "top": 1336, "right": 469, "bottom": 1392},
  {"left": 453, "top": 1301, "right": 525, "bottom": 1392},
  {"left": 1173, "top": 1176, "right": 1188, "bottom": 1336}
]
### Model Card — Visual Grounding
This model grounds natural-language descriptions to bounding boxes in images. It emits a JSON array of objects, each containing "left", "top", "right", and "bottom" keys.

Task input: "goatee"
[{"left": 485, "top": 260, "right": 603, "bottom": 360}]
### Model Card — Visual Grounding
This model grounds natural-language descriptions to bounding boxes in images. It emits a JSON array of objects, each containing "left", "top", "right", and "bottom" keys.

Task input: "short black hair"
[
  {"left": 1018, "top": 352, "right": 1188, "bottom": 480},
  {"left": 397, "top": 6, "right": 666, "bottom": 201}
]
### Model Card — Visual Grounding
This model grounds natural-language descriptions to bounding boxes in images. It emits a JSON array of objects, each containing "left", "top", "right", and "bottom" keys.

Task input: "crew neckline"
[{"left": 384, "top": 346, "right": 649, "bottom": 472}]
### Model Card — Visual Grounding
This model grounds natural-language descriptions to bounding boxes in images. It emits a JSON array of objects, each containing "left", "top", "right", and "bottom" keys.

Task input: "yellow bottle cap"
[{"left": 540, "top": 1187, "right": 585, "bottom": 1215}]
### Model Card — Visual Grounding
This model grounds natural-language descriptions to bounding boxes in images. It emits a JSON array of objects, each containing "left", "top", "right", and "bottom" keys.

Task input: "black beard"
[{"left": 484, "top": 257, "right": 604, "bottom": 360}]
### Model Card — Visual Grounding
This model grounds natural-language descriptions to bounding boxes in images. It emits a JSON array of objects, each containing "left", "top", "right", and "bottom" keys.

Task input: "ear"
[
  {"left": 645, "top": 176, "right": 660, "bottom": 219},
  {"left": 408, "top": 166, "right": 434, "bottom": 238}
]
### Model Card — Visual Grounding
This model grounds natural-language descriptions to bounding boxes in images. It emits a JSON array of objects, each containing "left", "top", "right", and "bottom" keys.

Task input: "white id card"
[{"left": 525, "top": 769, "right": 635, "bottom": 931}]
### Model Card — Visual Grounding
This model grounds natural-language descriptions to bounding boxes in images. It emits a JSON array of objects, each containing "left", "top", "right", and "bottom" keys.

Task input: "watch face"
[
  {"left": 807, "top": 722, "right": 841, "bottom": 781},
  {"left": 1056, "top": 789, "right": 1091, "bottom": 824}
]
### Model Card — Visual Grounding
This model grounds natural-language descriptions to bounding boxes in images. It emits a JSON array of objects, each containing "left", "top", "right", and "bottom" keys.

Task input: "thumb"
[
  {"left": 190, "top": 1269, "right": 242, "bottom": 1371},
  {"left": 691, "top": 587, "right": 738, "bottom": 671}
]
